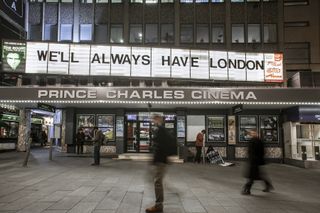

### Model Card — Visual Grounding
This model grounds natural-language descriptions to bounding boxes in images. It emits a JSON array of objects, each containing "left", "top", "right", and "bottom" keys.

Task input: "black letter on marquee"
[
  {"left": 37, "top": 50, "right": 48, "bottom": 61},
  {"left": 91, "top": 53, "right": 101, "bottom": 63},
  {"left": 162, "top": 56, "right": 170, "bottom": 66},
  {"left": 142, "top": 55, "right": 151, "bottom": 65},
  {"left": 191, "top": 57, "right": 199, "bottom": 67}
]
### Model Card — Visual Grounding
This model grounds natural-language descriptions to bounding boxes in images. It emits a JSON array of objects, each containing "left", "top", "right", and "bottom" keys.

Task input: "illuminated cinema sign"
[{"left": 2, "top": 41, "right": 284, "bottom": 82}]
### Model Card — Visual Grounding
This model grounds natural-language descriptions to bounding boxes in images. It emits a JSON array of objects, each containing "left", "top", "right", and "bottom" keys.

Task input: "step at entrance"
[{"left": 117, "top": 153, "right": 184, "bottom": 163}]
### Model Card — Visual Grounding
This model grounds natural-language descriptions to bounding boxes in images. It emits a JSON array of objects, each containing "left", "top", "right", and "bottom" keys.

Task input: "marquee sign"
[
  {"left": 1, "top": 41, "right": 284, "bottom": 83},
  {"left": 1, "top": 87, "right": 320, "bottom": 104}
]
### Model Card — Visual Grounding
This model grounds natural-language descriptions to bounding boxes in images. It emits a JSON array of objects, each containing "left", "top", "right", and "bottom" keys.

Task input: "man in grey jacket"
[{"left": 92, "top": 127, "right": 103, "bottom": 166}]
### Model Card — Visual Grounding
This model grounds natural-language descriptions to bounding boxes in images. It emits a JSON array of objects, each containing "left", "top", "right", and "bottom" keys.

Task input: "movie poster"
[
  {"left": 177, "top": 116, "right": 185, "bottom": 138},
  {"left": 2, "top": 41, "right": 26, "bottom": 73},
  {"left": 228, "top": 116, "right": 236, "bottom": 145},
  {"left": 239, "top": 116, "right": 258, "bottom": 142},
  {"left": 260, "top": 115, "right": 278, "bottom": 142},
  {"left": 207, "top": 116, "right": 225, "bottom": 142}
]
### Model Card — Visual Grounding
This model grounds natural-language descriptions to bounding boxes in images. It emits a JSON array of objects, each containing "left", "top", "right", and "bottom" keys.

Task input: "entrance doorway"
[{"left": 125, "top": 112, "right": 176, "bottom": 153}]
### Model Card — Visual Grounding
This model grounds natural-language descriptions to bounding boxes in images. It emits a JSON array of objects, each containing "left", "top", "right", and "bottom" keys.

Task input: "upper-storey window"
[
  {"left": 145, "top": 24, "right": 158, "bottom": 43},
  {"left": 180, "top": 0, "right": 193, "bottom": 3},
  {"left": 232, "top": 24, "right": 245, "bottom": 43},
  {"left": 231, "top": 0, "right": 244, "bottom": 2},
  {"left": 212, "top": 0, "right": 224, "bottom": 2},
  {"left": 196, "top": 24, "right": 209, "bottom": 43},
  {"left": 146, "top": 0, "right": 158, "bottom": 3},
  {"left": 96, "top": 0, "right": 109, "bottom": 3},
  {"left": 180, "top": 24, "right": 193, "bottom": 43},
  {"left": 161, "top": 0, "right": 174, "bottom": 2},
  {"left": 110, "top": 24, "right": 124, "bottom": 43},
  {"left": 44, "top": 24, "right": 58, "bottom": 41},
  {"left": 111, "top": 0, "right": 122, "bottom": 3},
  {"left": 212, "top": 24, "right": 224, "bottom": 43},
  {"left": 161, "top": 24, "right": 174, "bottom": 43},
  {"left": 60, "top": 24, "right": 73, "bottom": 41},
  {"left": 131, "top": 0, "right": 143, "bottom": 3},
  {"left": 195, "top": 0, "right": 209, "bottom": 3},
  {"left": 284, "top": 0, "right": 308, "bottom": 6},
  {"left": 264, "top": 24, "right": 277, "bottom": 43},
  {"left": 130, "top": 24, "right": 143, "bottom": 43},
  {"left": 80, "top": 24, "right": 92, "bottom": 41},
  {"left": 248, "top": 24, "right": 261, "bottom": 43}
]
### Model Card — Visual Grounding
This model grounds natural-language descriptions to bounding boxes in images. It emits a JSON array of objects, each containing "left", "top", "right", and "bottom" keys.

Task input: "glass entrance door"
[{"left": 125, "top": 112, "right": 177, "bottom": 154}]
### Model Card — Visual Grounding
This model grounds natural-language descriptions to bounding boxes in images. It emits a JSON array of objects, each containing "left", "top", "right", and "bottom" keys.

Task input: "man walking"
[
  {"left": 92, "top": 127, "right": 103, "bottom": 166},
  {"left": 146, "top": 114, "right": 171, "bottom": 213},
  {"left": 195, "top": 130, "right": 205, "bottom": 163},
  {"left": 242, "top": 130, "right": 274, "bottom": 195}
]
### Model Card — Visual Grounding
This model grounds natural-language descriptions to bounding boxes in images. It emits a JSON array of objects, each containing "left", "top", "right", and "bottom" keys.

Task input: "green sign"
[
  {"left": 2, "top": 41, "right": 26, "bottom": 73},
  {"left": 0, "top": 114, "right": 20, "bottom": 122},
  {"left": 31, "top": 118, "right": 43, "bottom": 124},
  {"left": 37, "top": 103, "right": 55, "bottom": 113}
]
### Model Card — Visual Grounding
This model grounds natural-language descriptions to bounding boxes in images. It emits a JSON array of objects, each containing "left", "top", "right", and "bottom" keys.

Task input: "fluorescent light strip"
[{"left": 1, "top": 100, "right": 320, "bottom": 105}]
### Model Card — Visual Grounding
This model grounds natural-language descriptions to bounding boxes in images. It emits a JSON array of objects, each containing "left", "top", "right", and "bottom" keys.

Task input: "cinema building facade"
[{"left": 1, "top": 0, "right": 320, "bottom": 167}]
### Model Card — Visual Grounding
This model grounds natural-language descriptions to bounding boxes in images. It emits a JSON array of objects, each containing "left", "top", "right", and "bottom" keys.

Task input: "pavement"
[{"left": 0, "top": 148, "right": 320, "bottom": 213}]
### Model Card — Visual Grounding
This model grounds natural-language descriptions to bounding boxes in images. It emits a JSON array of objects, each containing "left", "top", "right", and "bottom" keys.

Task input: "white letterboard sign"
[{"left": 23, "top": 42, "right": 284, "bottom": 83}]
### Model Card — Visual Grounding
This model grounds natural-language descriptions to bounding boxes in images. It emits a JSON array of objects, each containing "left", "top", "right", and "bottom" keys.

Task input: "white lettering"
[
  {"left": 174, "top": 91, "right": 184, "bottom": 99},
  {"left": 163, "top": 90, "right": 173, "bottom": 99},
  {"left": 191, "top": 91, "right": 202, "bottom": 99},
  {"left": 246, "top": 92, "right": 257, "bottom": 100},
  {"left": 106, "top": 91, "right": 117, "bottom": 99},
  {"left": 38, "top": 90, "right": 48, "bottom": 98}
]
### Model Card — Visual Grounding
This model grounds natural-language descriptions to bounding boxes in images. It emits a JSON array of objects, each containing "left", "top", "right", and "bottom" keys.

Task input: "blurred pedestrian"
[
  {"left": 76, "top": 128, "right": 85, "bottom": 154},
  {"left": 146, "top": 114, "right": 172, "bottom": 213},
  {"left": 195, "top": 130, "right": 205, "bottom": 163},
  {"left": 91, "top": 127, "right": 103, "bottom": 166},
  {"left": 242, "top": 130, "right": 274, "bottom": 195}
]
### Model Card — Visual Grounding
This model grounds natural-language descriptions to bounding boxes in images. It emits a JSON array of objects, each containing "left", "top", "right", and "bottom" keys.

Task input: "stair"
[{"left": 117, "top": 153, "right": 184, "bottom": 163}]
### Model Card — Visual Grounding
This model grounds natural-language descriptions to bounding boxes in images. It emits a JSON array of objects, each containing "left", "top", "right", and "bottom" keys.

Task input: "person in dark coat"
[
  {"left": 146, "top": 114, "right": 171, "bottom": 213},
  {"left": 242, "top": 130, "right": 274, "bottom": 195},
  {"left": 91, "top": 127, "right": 103, "bottom": 166},
  {"left": 76, "top": 128, "right": 85, "bottom": 154}
]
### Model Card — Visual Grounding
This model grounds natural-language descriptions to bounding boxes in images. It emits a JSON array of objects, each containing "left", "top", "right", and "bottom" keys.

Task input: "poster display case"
[
  {"left": 97, "top": 114, "right": 115, "bottom": 141},
  {"left": 77, "top": 114, "right": 95, "bottom": 141},
  {"left": 239, "top": 115, "right": 258, "bottom": 142},
  {"left": 177, "top": 116, "right": 186, "bottom": 138},
  {"left": 207, "top": 116, "right": 226, "bottom": 142},
  {"left": 260, "top": 115, "right": 279, "bottom": 143}
]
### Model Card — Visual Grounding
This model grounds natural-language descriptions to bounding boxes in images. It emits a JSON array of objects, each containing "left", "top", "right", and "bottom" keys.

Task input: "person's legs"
[
  {"left": 77, "top": 144, "right": 80, "bottom": 154},
  {"left": 80, "top": 143, "right": 83, "bottom": 154},
  {"left": 92, "top": 146, "right": 99, "bottom": 165},
  {"left": 146, "top": 163, "right": 166, "bottom": 213},
  {"left": 154, "top": 163, "right": 166, "bottom": 209},
  {"left": 195, "top": 146, "right": 201, "bottom": 163},
  {"left": 242, "top": 179, "right": 254, "bottom": 195},
  {"left": 97, "top": 145, "right": 100, "bottom": 165}
]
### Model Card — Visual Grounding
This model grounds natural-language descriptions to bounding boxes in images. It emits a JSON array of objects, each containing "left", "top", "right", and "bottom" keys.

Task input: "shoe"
[
  {"left": 145, "top": 205, "right": 163, "bottom": 213},
  {"left": 241, "top": 189, "right": 251, "bottom": 195},
  {"left": 91, "top": 163, "right": 99, "bottom": 166},
  {"left": 263, "top": 185, "right": 274, "bottom": 192}
]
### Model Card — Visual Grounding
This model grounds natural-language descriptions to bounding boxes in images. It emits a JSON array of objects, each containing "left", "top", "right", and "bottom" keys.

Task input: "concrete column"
[{"left": 17, "top": 109, "right": 31, "bottom": 152}]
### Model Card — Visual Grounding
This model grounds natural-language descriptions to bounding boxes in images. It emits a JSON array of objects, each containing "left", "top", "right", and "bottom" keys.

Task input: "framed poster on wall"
[
  {"left": 116, "top": 116, "right": 124, "bottom": 137},
  {"left": 97, "top": 114, "right": 115, "bottom": 141},
  {"left": 177, "top": 116, "right": 186, "bottom": 138},
  {"left": 207, "top": 116, "right": 225, "bottom": 142},
  {"left": 260, "top": 115, "right": 279, "bottom": 143},
  {"left": 228, "top": 116, "right": 236, "bottom": 145},
  {"left": 77, "top": 114, "right": 95, "bottom": 141},
  {"left": 239, "top": 115, "right": 258, "bottom": 142}
]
